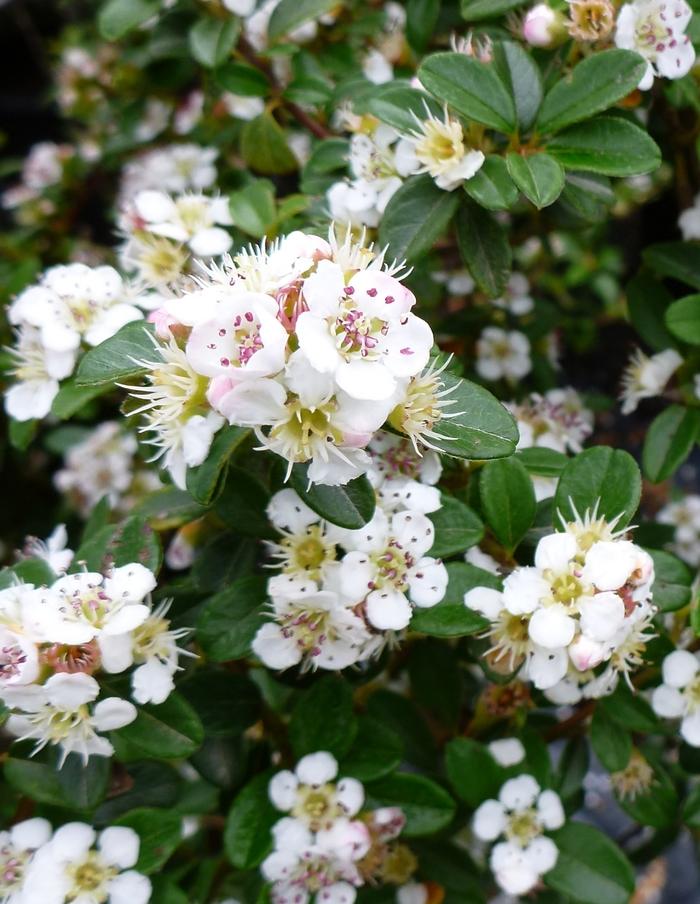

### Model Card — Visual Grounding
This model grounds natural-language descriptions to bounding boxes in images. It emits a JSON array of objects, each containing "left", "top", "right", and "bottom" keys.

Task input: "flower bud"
[{"left": 522, "top": 3, "right": 567, "bottom": 47}]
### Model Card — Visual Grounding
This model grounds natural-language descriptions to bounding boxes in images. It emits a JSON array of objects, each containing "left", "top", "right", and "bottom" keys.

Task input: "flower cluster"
[
  {"left": 0, "top": 562, "right": 187, "bottom": 763},
  {"left": 54, "top": 422, "right": 161, "bottom": 518},
  {"left": 263, "top": 752, "right": 413, "bottom": 904},
  {"left": 253, "top": 432, "right": 447, "bottom": 671},
  {"left": 118, "top": 144, "right": 219, "bottom": 204},
  {"left": 127, "top": 229, "right": 438, "bottom": 488},
  {"left": 465, "top": 503, "right": 655, "bottom": 697},
  {"left": 651, "top": 649, "right": 700, "bottom": 746},
  {"left": 0, "top": 817, "right": 151, "bottom": 904},
  {"left": 5, "top": 264, "right": 145, "bottom": 421},
  {"left": 473, "top": 774, "right": 565, "bottom": 896},
  {"left": 522, "top": 0, "right": 696, "bottom": 91}
]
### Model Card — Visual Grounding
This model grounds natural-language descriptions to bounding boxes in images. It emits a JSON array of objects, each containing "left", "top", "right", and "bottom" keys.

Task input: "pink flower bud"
[
  {"left": 523, "top": 3, "right": 565, "bottom": 47},
  {"left": 569, "top": 634, "right": 606, "bottom": 671}
]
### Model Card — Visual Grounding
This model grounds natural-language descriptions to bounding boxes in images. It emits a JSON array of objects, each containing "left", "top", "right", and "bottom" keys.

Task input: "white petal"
[
  {"left": 662, "top": 649, "right": 699, "bottom": 688},
  {"left": 502, "top": 567, "right": 549, "bottom": 615},
  {"left": 98, "top": 826, "right": 140, "bottom": 869},
  {"left": 296, "top": 751, "right": 338, "bottom": 785},
  {"left": 50, "top": 822, "right": 96, "bottom": 859},
  {"left": 582, "top": 541, "right": 638, "bottom": 591},
  {"left": 524, "top": 835, "right": 558, "bottom": 873},
  {"left": 336, "top": 777, "right": 364, "bottom": 816},
  {"left": 537, "top": 790, "right": 565, "bottom": 830},
  {"left": 366, "top": 588, "right": 413, "bottom": 630},
  {"left": 534, "top": 532, "right": 577, "bottom": 572},
  {"left": 252, "top": 623, "right": 302, "bottom": 670},
  {"left": 488, "top": 738, "right": 525, "bottom": 767},
  {"left": 268, "top": 771, "right": 299, "bottom": 811},
  {"left": 473, "top": 799, "right": 507, "bottom": 841},
  {"left": 102, "top": 604, "right": 151, "bottom": 636},
  {"left": 9, "top": 817, "right": 52, "bottom": 851},
  {"left": 408, "top": 560, "right": 448, "bottom": 608},
  {"left": 44, "top": 672, "right": 99, "bottom": 709},
  {"left": 104, "top": 564, "right": 157, "bottom": 602},
  {"left": 92, "top": 697, "right": 137, "bottom": 730},
  {"left": 463, "top": 587, "right": 504, "bottom": 620},
  {"left": 578, "top": 592, "right": 626, "bottom": 642},
  {"left": 681, "top": 710, "right": 700, "bottom": 747},
  {"left": 108, "top": 871, "right": 152, "bottom": 904},
  {"left": 528, "top": 605, "right": 576, "bottom": 649},
  {"left": 500, "top": 774, "right": 540, "bottom": 810},
  {"left": 651, "top": 684, "right": 686, "bottom": 719}
]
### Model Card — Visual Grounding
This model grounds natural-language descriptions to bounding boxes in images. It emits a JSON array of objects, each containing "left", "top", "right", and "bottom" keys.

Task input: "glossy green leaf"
[
  {"left": 115, "top": 809, "right": 182, "bottom": 873},
  {"left": 111, "top": 693, "right": 204, "bottom": 760},
  {"left": 98, "top": 0, "right": 158, "bottom": 40},
  {"left": 76, "top": 321, "right": 155, "bottom": 386},
  {"left": 406, "top": 0, "right": 440, "bottom": 50},
  {"left": 51, "top": 379, "right": 110, "bottom": 419},
  {"left": 189, "top": 17, "right": 239, "bottom": 68},
  {"left": 289, "top": 676, "right": 358, "bottom": 758},
  {"left": 379, "top": 174, "right": 460, "bottom": 263},
  {"left": 642, "top": 405, "right": 700, "bottom": 483},
  {"left": 410, "top": 562, "right": 495, "bottom": 637},
  {"left": 241, "top": 113, "right": 298, "bottom": 175},
  {"left": 268, "top": 0, "right": 339, "bottom": 39},
  {"left": 215, "top": 62, "right": 269, "bottom": 96},
  {"left": 186, "top": 426, "right": 250, "bottom": 505},
  {"left": 506, "top": 152, "right": 565, "bottom": 208},
  {"left": 229, "top": 180, "right": 276, "bottom": 237},
  {"left": 5, "top": 748, "right": 109, "bottom": 810},
  {"left": 428, "top": 494, "right": 484, "bottom": 557},
  {"left": 554, "top": 446, "right": 642, "bottom": 530},
  {"left": 456, "top": 198, "right": 512, "bottom": 297},
  {"left": 463, "top": 156, "right": 519, "bottom": 211},
  {"left": 366, "top": 85, "right": 441, "bottom": 134},
  {"left": 666, "top": 293, "right": 700, "bottom": 344},
  {"left": 461, "top": 0, "right": 527, "bottom": 18},
  {"left": 626, "top": 273, "right": 676, "bottom": 352},
  {"left": 646, "top": 548, "right": 694, "bottom": 612},
  {"left": 537, "top": 50, "right": 646, "bottom": 134},
  {"left": 197, "top": 575, "right": 268, "bottom": 661},
  {"left": 340, "top": 716, "right": 403, "bottom": 782},
  {"left": 224, "top": 772, "right": 278, "bottom": 869},
  {"left": 366, "top": 773, "right": 456, "bottom": 836},
  {"left": 480, "top": 457, "right": 536, "bottom": 551},
  {"left": 290, "top": 464, "right": 376, "bottom": 529},
  {"left": 445, "top": 738, "right": 503, "bottom": 807},
  {"left": 545, "top": 822, "right": 635, "bottom": 904},
  {"left": 590, "top": 707, "right": 631, "bottom": 773},
  {"left": 493, "top": 41, "right": 543, "bottom": 131},
  {"left": 547, "top": 117, "right": 661, "bottom": 176},
  {"left": 644, "top": 241, "right": 700, "bottom": 289}
]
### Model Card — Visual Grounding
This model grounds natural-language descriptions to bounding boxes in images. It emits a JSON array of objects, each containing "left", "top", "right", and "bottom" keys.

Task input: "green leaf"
[
  {"left": 111, "top": 693, "right": 204, "bottom": 760},
  {"left": 463, "top": 156, "right": 519, "bottom": 211},
  {"left": 98, "top": 0, "right": 158, "bottom": 40},
  {"left": 366, "top": 85, "right": 442, "bottom": 134},
  {"left": 340, "top": 716, "right": 403, "bottom": 781},
  {"left": 642, "top": 405, "right": 700, "bottom": 483},
  {"left": 215, "top": 467, "right": 273, "bottom": 538},
  {"left": 493, "top": 41, "right": 543, "bottom": 131},
  {"left": 646, "top": 548, "right": 693, "bottom": 612},
  {"left": 181, "top": 672, "right": 261, "bottom": 737},
  {"left": 506, "top": 152, "right": 565, "bottom": 208},
  {"left": 224, "top": 772, "right": 278, "bottom": 869},
  {"left": 480, "top": 457, "right": 536, "bottom": 551},
  {"left": 590, "top": 707, "right": 631, "bottom": 772},
  {"left": 189, "top": 17, "right": 239, "bottom": 68},
  {"left": 626, "top": 274, "right": 677, "bottom": 352},
  {"left": 94, "top": 762, "right": 182, "bottom": 823},
  {"left": 547, "top": 117, "right": 661, "bottom": 177},
  {"left": 456, "top": 198, "right": 512, "bottom": 297},
  {"left": 445, "top": 738, "right": 503, "bottom": 807},
  {"left": 5, "top": 748, "right": 109, "bottom": 810},
  {"left": 115, "top": 809, "right": 182, "bottom": 873},
  {"left": 666, "top": 292, "right": 700, "bottom": 344},
  {"left": 268, "top": 0, "right": 339, "bottom": 39},
  {"left": 599, "top": 682, "right": 659, "bottom": 733},
  {"left": 545, "top": 823, "right": 635, "bottom": 904},
  {"left": 366, "top": 773, "right": 456, "bottom": 836},
  {"left": 215, "top": 62, "right": 269, "bottom": 96},
  {"left": 240, "top": 113, "right": 298, "bottom": 175},
  {"left": 401, "top": 368, "right": 519, "bottom": 460},
  {"left": 132, "top": 487, "right": 207, "bottom": 530},
  {"left": 51, "top": 378, "right": 110, "bottom": 419},
  {"left": 72, "top": 516, "right": 162, "bottom": 574},
  {"left": 290, "top": 465, "right": 375, "bottom": 529},
  {"left": 428, "top": 495, "right": 483, "bottom": 557},
  {"left": 558, "top": 172, "right": 615, "bottom": 223},
  {"left": 0, "top": 557, "right": 56, "bottom": 589},
  {"left": 300, "top": 139, "right": 349, "bottom": 193},
  {"left": 418, "top": 52, "right": 516, "bottom": 132},
  {"left": 406, "top": 0, "right": 440, "bottom": 51},
  {"left": 197, "top": 575, "right": 268, "bottom": 661},
  {"left": 683, "top": 784, "right": 700, "bottom": 827},
  {"left": 379, "top": 174, "right": 460, "bottom": 263},
  {"left": 289, "top": 675, "right": 358, "bottom": 759},
  {"left": 9, "top": 418, "right": 37, "bottom": 450},
  {"left": 229, "top": 180, "right": 276, "bottom": 237},
  {"left": 76, "top": 321, "right": 155, "bottom": 386},
  {"left": 554, "top": 446, "right": 642, "bottom": 530},
  {"left": 461, "top": 0, "right": 527, "bottom": 19},
  {"left": 516, "top": 447, "right": 568, "bottom": 478},
  {"left": 186, "top": 425, "right": 250, "bottom": 505},
  {"left": 410, "top": 562, "right": 495, "bottom": 637},
  {"left": 537, "top": 50, "right": 646, "bottom": 135},
  {"left": 644, "top": 241, "right": 700, "bottom": 290}
]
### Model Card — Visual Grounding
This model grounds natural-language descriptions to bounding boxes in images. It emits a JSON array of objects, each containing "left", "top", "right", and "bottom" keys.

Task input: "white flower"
[
  {"left": 337, "top": 509, "right": 447, "bottom": 630},
  {"left": 651, "top": 649, "right": 700, "bottom": 746},
  {"left": 124, "top": 600, "right": 190, "bottom": 705},
  {"left": 9, "top": 263, "right": 142, "bottom": 353},
  {"left": 658, "top": 494, "right": 700, "bottom": 566},
  {"left": 222, "top": 93, "right": 266, "bottom": 121},
  {"left": 296, "top": 263, "right": 432, "bottom": 401},
  {"left": 615, "top": 0, "right": 695, "bottom": 90},
  {"left": 395, "top": 108, "right": 485, "bottom": 191},
  {"left": 266, "top": 489, "right": 336, "bottom": 582},
  {"left": 5, "top": 326, "right": 77, "bottom": 421},
  {"left": 22, "top": 822, "right": 151, "bottom": 904},
  {"left": 523, "top": 3, "right": 565, "bottom": 46},
  {"left": 268, "top": 752, "right": 365, "bottom": 829},
  {"left": 620, "top": 347, "right": 683, "bottom": 414},
  {"left": 363, "top": 49, "right": 394, "bottom": 84},
  {"left": 1, "top": 672, "right": 136, "bottom": 765},
  {"left": 476, "top": 328, "right": 532, "bottom": 382},
  {"left": 473, "top": 775, "right": 563, "bottom": 896},
  {"left": 119, "top": 144, "right": 219, "bottom": 201},
  {"left": 493, "top": 273, "right": 534, "bottom": 316},
  {"left": 679, "top": 192, "right": 700, "bottom": 239},
  {"left": 128, "top": 190, "right": 233, "bottom": 257},
  {"left": 253, "top": 579, "right": 371, "bottom": 671},
  {"left": 22, "top": 524, "right": 74, "bottom": 574},
  {"left": 508, "top": 387, "right": 593, "bottom": 455},
  {"left": 0, "top": 817, "right": 52, "bottom": 904}
]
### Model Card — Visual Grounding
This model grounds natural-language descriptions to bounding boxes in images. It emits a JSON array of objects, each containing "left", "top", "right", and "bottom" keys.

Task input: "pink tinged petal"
[
  {"left": 568, "top": 634, "right": 605, "bottom": 671},
  {"left": 107, "top": 870, "right": 152, "bottom": 904},
  {"left": 473, "top": 799, "right": 507, "bottom": 841},
  {"left": 92, "top": 697, "right": 137, "bottom": 730},
  {"left": 662, "top": 649, "right": 700, "bottom": 687},
  {"left": 366, "top": 588, "right": 413, "bottom": 630},
  {"left": 98, "top": 826, "right": 140, "bottom": 869},
  {"left": 268, "top": 771, "right": 299, "bottom": 811}
]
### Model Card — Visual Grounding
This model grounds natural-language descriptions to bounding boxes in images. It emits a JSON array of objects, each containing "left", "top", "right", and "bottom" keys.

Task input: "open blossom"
[
  {"left": 9, "top": 263, "right": 143, "bottom": 353},
  {"left": 476, "top": 328, "right": 532, "bottom": 383},
  {"left": 615, "top": 0, "right": 695, "bottom": 90},
  {"left": 473, "top": 775, "right": 564, "bottom": 896},
  {"left": 124, "top": 189, "right": 233, "bottom": 258},
  {"left": 22, "top": 822, "right": 151, "bottom": 904},
  {"left": 269, "top": 752, "right": 365, "bottom": 830},
  {"left": 5, "top": 326, "right": 77, "bottom": 421},
  {"left": 651, "top": 649, "right": 700, "bottom": 745},
  {"left": 465, "top": 504, "right": 655, "bottom": 690},
  {"left": 266, "top": 488, "right": 337, "bottom": 582},
  {"left": 395, "top": 108, "right": 485, "bottom": 191},
  {"left": 567, "top": 0, "right": 616, "bottom": 40},
  {"left": 658, "top": 495, "right": 700, "bottom": 566},
  {"left": 119, "top": 144, "right": 219, "bottom": 202},
  {"left": 0, "top": 817, "right": 53, "bottom": 904},
  {"left": 619, "top": 347, "right": 683, "bottom": 414}
]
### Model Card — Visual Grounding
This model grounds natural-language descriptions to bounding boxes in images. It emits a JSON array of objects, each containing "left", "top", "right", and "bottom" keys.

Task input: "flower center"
[
  {"left": 635, "top": 10, "right": 674, "bottom": 52},
  {"left": 0, "top": 643, "right": 27, "bottom": 680},
  {"left": 370, "top": 542, "right": 412, "bottom": 592},
  {"left": 216, "top": 313, "right": 264, "bottom": 368},
  {"left": 293, "top": 784, "right": 338, "bottom": 827},
  {"left": 548, "top": 571, "right": 584, "bottom": 606},
  {"left": 133, "top": 234, "right": 188, "bottom": 284},
  {"left": 42, "top": 641, "right": 101, "bottom": 674},
  {"left": 280, "top": 525, "right": 336, "bottom": 581},
  {"left": 334, "top": 300, "right": 385, "bottom": 359},
  {"left": 505, "top": 809, "right": 542, "bottom": 847},
  {"left": 415, "top": 121, "right": 464, "bottom": 168},
  {"left": 67, "top": 851, "right": 117, "bottom": 901},
  {"left": 685, "top": 675, "right": 700, "bottom": 711},
  {"left": 0, "top": 845, "right": 28, "bottom": 895},
  {"left": 268, "top": 400, "right": 343, "bottom": 464}
]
